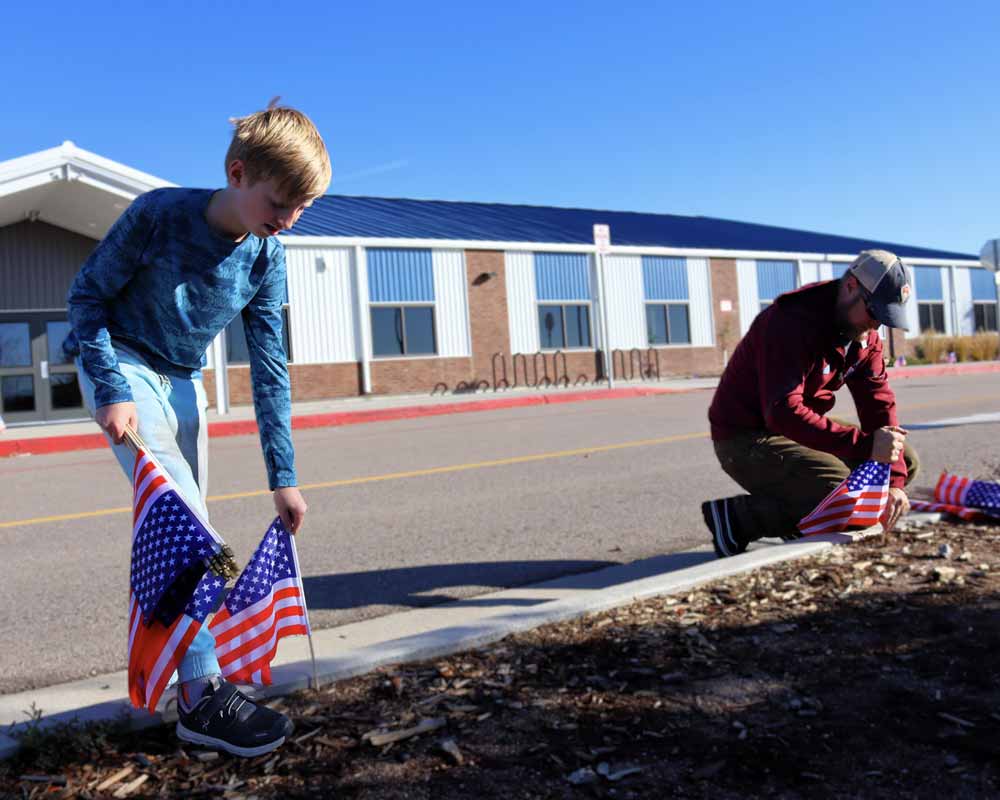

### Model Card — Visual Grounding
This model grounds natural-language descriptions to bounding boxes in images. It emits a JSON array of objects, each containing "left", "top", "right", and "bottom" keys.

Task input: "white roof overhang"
[{"left": 0, "top": 141, "right": 173, "bottom": 239}]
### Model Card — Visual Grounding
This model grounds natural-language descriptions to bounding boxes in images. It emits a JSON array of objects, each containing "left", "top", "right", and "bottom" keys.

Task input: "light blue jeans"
[{"left": 77, "top": 343, "right": 219, "bottom": 683}]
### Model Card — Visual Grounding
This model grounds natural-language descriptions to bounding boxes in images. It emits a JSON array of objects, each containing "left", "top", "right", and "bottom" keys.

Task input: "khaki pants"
[{"left": 712, "top": 422, "right": 919, "bottom": 541}]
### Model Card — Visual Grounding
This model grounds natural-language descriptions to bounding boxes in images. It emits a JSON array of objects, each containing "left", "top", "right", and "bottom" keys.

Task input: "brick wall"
[
  {"left": 204, "top": 363, "right": 362, "bottom": 407},
  {"left": 466, "top": 250, "right": 511, "bottom": 386},
  {"left": 710, "top": 258, "right": 739, "bottom": 372},
  {"left": 371, "top": 357, "right": 474, "bottom": 394}
]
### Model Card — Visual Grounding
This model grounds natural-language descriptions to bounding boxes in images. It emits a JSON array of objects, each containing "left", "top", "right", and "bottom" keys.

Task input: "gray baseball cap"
[{"left": 848, "top": 249, "right": 912, "bottom": 330}]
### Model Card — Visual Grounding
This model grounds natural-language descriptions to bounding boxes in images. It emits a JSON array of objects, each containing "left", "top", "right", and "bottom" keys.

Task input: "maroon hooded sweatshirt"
[{"left": 708, "top": 280, "right": 906, "bottom": 489}]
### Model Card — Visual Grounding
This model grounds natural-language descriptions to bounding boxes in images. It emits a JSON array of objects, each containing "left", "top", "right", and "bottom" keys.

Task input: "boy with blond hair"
[{"left": 64, "top": 104, "right": 331, "bottom": 756}]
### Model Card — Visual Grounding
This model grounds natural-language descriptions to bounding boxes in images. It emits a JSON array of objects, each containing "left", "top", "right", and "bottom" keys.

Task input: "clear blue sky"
[{"left": 4, "top": 1, "right": 998, "bottom": 255}]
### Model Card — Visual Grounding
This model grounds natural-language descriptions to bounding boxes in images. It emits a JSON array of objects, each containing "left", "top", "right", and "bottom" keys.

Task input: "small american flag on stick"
[
  {"left": 124, "top": 426, "right": 237, "bottom": 711},
  {"left": 210, "top": 518, "right": 311, "bottom": 686},
  {"left": 934, "top": 472, "right": 1000, "bottom": 514},
  {"left": 798, "top": 460, "right": 891, "bottom": 536}
]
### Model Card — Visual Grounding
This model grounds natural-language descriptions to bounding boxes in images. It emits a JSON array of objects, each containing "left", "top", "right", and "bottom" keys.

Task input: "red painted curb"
[
  {"left": 0, "top": 385, "right": 699, "bottom": 458},
  {"left": 0, "top": 432, "right": 107, "bottom": 458}
]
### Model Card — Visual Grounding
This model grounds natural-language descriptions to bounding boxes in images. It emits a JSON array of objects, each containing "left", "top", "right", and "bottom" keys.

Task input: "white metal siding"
[
  {"left": 818, "top": 262, "right": 833, "bottom": 281},
  {"left": 954, "top": 266, "right": 973, "bottom": 335},
  {"left": 505, "top": 251, "right": 539, "bottom": 354},
  {"left": 941, "top": 266, "right": 954, "bottom": 335},
  {"left": 603, "top": 255, "right": 644, "bottom": 349},
  {"left": 687, "top": 257, "right": 714, "bottom": 346},
  {"left": 588, "top": 254, "right": 603, "bottom": 349},
  {"left": 284, "top": 245, "right": 357, "bottom": 363},
  {"left": 799, "top": 261, "right": 820, "bottom": 286},
  {"left": 737, "top": 259, "right": 759, "bottom": 336},
  {"left": 432, "top": 249, "right": 471, "bottom": 357},
  {"left": 904, "top": 272, "right": 921, "bottom": 337}
]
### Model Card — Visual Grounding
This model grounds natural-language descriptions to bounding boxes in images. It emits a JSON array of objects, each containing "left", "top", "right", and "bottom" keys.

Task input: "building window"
[
  {"left": 971, "top": 269, "right": 997, "bottom": 331},
  {"left": 534, "top": 253, "right": 593, "bottom": 350},
  {"left": 757, "top": 260, "right": 796, "bottom": 312},
  {"left": 918, "top": 303, "right": 945, "bottom": 333},
  {"left": 974, "top": 303, "right": 998, "bottom": 332},
  {"left": 913, "top": 266, "right": 944, "bottom": 334},
  {"left": 226, "top": 281, "right": 293, "bottom": 365},
  {"left": 371, "top": 305, "right": 437, "bottom": 356},
  {"left": 367, "top": 248, "right": 437, "bottom": 358},
  {"left": 645, "top": 303, "right": 690, "bottom": 344},
  {"left": 538, "top": 304, "right": 591, "bottom": 349},
  {"left": 642, "top": 256, "right": 691, "bottom": 346}
]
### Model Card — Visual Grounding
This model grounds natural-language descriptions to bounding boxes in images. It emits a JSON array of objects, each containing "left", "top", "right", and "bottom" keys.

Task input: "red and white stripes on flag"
[
  {"left": 797, "top": 460, "right": 891, "bottom": 536},
  {"left": 909, "top": 499, "right": 990, "bottom": 522},
  {"left": 127, "top": 577, "right": 222, "bottom": 712},
  {"left": 210, "top": 519, "right": 310, "bottom": 686},
  {"left": 935, "top": 472, "right": 972, "bottom": 505},
  {"left": 126, "top": 448, "right": 225, "bottom": 712},
  {"left": 132, "top": 448, "right": 171, "bottom": 531}
]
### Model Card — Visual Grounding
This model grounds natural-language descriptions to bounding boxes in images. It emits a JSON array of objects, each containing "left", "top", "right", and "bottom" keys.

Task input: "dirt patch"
[{"left": 3, "top": 520, "right": 999, "bottom": 799}]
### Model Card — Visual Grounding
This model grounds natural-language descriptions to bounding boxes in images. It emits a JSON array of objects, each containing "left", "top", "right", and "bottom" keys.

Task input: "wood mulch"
[{"left": 3, "top": 519, "right": 999, "bottom": 799}]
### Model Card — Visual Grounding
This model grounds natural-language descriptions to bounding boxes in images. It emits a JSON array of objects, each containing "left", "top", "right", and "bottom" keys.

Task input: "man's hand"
[
  {"left": 274, "top": 486, "right": 308, "bottom": 534},
  {"left": 95, "top": 402, "right": 138, "bottom": 444},
  {"left": 882, "top": 487, "right": 910, "bottom": 532},
  {"left": 871, "top": 425, "right": 907, "bottom": 464}
]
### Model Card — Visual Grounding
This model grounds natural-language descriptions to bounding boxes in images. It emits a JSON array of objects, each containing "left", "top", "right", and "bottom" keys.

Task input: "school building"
[{"left": 0, "top": 142, "right": 990, "bottom": 426}]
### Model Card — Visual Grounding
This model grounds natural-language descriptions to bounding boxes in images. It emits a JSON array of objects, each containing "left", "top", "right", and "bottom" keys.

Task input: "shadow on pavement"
[{"left": 301, "top": 551, "right": 716, "bottom": 611}]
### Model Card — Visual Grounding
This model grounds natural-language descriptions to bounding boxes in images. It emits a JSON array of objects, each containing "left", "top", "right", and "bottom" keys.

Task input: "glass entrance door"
[{"left": 0, "top": 314, "right": 86, "bottom": 424}]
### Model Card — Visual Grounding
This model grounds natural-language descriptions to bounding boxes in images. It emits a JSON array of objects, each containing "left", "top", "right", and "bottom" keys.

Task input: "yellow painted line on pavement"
[{"left": 0, "top": 431, "right": 708, "bottom": 530}]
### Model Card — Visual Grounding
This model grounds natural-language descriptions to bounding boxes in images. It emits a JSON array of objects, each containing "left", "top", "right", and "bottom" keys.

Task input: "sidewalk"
[{"left": 4, "top": 359, "right": 999, "bottom": 458}]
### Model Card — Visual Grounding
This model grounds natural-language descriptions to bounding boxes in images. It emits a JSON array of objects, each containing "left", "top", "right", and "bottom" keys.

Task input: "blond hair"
[{"left": 225, "top": 103, "right": 331, "bottom": 201}]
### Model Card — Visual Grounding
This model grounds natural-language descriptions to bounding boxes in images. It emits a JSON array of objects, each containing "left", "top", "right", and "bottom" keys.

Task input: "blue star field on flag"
[{"left": 131, "top": 489, "right": 218, "bottom": 626}]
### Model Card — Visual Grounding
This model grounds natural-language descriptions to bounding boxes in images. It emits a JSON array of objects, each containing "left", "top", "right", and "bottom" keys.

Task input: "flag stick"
[
  {"left": 308, "top": 630, "right": 319, "bottom": 690},
  {"left": 287, "top": 531, "right": 319, "bottom": 689}
]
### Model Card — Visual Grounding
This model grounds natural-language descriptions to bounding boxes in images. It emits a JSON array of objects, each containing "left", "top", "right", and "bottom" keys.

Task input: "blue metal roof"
[{"left": 289, "top": 195, "right": 974, "bottom": 261}]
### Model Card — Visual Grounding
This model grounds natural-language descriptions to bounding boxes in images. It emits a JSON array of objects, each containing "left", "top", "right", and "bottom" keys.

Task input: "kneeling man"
[{"left": 704, "top": 250, "right": 918, "bottom": 557}]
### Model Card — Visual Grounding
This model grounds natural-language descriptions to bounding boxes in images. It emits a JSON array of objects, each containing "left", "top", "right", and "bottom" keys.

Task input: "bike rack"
[
  {"left": 552, "top": 350, "right": 570, "bottom": 387},
  {"left": 491, "top": 352, "right": 510, "bottom": 391},
  {"left": 431, "top": 382, "right": 449, "bottom": 395},
  {"left": 512, "top": 352, "right": 534, "bottom": 387},
  {"left": 593, "top": 350, "right": 610, "bottom": 384},
  {"left": 645, "top": 347, "right": 661, "bottom": 380},
  {"left": 628, "top": 348, "right": 645, "bottom": 381},
  {"left": 533, "top": 351, "right": 551, "bottom": 387}
]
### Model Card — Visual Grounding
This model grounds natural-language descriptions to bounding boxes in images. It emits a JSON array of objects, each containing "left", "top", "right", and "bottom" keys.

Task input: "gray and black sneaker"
[
  {"left": 702, "top": 498, "right": 748, "bottom": 558},
  {"left": 176, "top": 677, "right": 293, "bottom": 757}
]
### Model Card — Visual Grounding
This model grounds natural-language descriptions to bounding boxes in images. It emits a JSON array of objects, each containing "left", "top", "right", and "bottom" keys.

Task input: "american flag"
[
  {"left": 934, "top": 472, "right": 1000, "bottom": 513},
  {"left": 909, "top": 499, "right": 998, "bottom": 522},
  {"left": 798, "top": 460, "right": 891, "bottom": 536},
  {"left": 127, "top": 570, "right": 225, "bottom": 712},
  {"left": 210, "top": 518, "right": 310, "bottom": 686},
  {"left": 126, "top": 447, "right": 230, "bottom": 712},
  {"left": 131, "top": 449, "right": 227, "bottom": 625}
]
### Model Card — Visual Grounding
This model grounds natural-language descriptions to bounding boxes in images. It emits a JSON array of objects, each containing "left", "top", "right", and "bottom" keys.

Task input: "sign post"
[
  {"left": 979, "top": 239, "right": 1000, "bottom": 357},
  {"left": 593, "top": 224, "right": 614, "bottom": 389}
]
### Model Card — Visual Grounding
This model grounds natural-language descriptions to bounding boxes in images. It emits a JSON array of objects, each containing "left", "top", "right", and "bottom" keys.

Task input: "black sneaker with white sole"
[
  {"left": 176, "top": 677, "right": 293, "bottom": 757},
  {"left": 702, "top": 498, "right": 748, "bottom": 558}
]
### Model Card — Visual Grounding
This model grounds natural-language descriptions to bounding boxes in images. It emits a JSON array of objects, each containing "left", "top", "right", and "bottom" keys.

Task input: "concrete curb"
[
  {"left": 0, "top": 385, "right": 695, "bottom": 459},
  {"left": 0, "top": 514, "right": 942, "bottom": 761}
]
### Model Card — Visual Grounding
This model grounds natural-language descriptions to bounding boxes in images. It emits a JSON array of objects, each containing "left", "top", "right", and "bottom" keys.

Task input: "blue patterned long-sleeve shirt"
[{"left": 64, "top": 187, "right": 296, "bottom": 490}]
